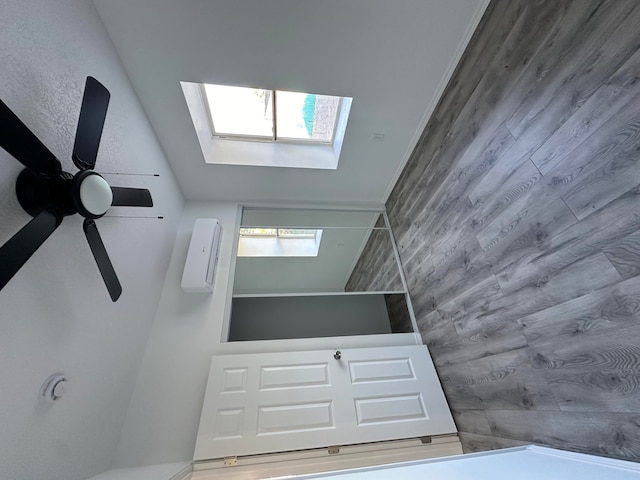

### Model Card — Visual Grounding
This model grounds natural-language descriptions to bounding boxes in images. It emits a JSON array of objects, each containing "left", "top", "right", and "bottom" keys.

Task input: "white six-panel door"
[{"left": 193, "top": 346, "right": 455, "bottom": 460}]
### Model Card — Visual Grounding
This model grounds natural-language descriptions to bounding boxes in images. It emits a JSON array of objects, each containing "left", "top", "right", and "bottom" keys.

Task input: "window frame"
[
  {"left": 199, "top": 84, "right": 342, "bottom": 145},
  {"left": 239, "top": 227, "right": 318, "bottom": 239},
  {"left": 237, "top": 227, "right": 323, "bottom": 257}
]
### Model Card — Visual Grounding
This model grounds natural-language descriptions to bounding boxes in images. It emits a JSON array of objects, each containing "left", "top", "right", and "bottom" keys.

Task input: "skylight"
[
  {"left": 203, "top": 84, "right": 341, "bottom": 143},
  {"left": 181, "top": 81, "right": 352, "bottom": 169}
]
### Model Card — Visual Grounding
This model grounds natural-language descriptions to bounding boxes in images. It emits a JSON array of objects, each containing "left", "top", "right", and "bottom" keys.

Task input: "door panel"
[
  {"left": 260, "top": 363, "right": 330, "bottom": 389},
  {"left": 348, "top": 358, "right": 415, "bottom": 383},
  {"left": 194, "top": 346, "right": 455, "bottom": 460},
  {"left": 354, "top": 394, "right": 426, "bottom": 425}
]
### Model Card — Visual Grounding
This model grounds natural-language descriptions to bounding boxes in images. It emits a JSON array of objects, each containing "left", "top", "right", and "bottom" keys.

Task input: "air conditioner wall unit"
[{"left": 181, "top": 218, "right": 222, "bottom": 293}]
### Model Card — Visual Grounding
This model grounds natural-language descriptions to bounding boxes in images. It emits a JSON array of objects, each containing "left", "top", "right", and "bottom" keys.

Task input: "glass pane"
[
  {"left": 277, "top": 228, "right": 318, "bottom": 238},
  {"left": 276, "top": 91, "right": 340, "bottom": 142},
  {"left": 204, "top": 84, "right": 273, "bottom": 137},
  {"left": 239, "top": 228, "right": 277, "bottom": 237}
]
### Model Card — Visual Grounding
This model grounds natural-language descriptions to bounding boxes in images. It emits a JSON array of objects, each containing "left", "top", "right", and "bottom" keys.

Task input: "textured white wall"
[{"left": 0, "top": 1, "right": 183, "bottom": 479}]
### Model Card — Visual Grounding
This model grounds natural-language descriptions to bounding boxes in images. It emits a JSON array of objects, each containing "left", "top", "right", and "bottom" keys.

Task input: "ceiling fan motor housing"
[{"left": 15, "top": 168, "right": 73, "bottom": 218}]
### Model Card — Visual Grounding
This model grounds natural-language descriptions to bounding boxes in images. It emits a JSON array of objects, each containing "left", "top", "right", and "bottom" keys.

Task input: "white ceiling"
[{"left": 93, "top": 0, "right": 487, "bottom": 205}]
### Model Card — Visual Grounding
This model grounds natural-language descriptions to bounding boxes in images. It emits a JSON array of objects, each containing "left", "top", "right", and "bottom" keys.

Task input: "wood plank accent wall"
[
  {"left": 345, "top": 215, "right": 403, "bottom": 292},
  {"left": 384, "top": 0, "right": 640, "bottom": 461}
]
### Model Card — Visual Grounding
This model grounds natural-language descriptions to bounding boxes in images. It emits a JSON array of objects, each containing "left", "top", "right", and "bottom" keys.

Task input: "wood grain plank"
[
  {"left": 418, "top": 309, "right": 459, "bottom": 357},
  {"left": 518, "top": 275, "right": 640, "bottom": 344},
  {"left": 436, "top": 275, "right": 504, "bottom": 332},
  {"left": 437, "top": 363, "right": 486, "bottom": 411},
  {"left": 462, "top": 157, "right": 542, "bottom": 247},
  {"left": 531, "top": 47, "right": 640, "bottom": 175},
  {"left": 564, "top": 149, "right": 640, "bottom": 221},
  {"left": 439, "top": 348, "right": 559, "bottom": 411},
  {"left": 543, "top": 368, "right": 640, "bottom": 413},
  {"left": 459, "top": 432, "right": 531, "bottom": 453},
  {"left": 431, "top": 321, "right": 528, "bottom": 367},
  {"left": 397, "top": 124, "right": 515, "bottom": 267},
  {"left": 540, "top": 94, "right": 640, "bottom": 204},
  {"left": 485, "top": 410, "right": 640, "bottom": 461},
  {"left": 496, "top": 251, "right": 621, "bottom": 296},
  {"left": 603, "top": 229, "right": 640, "bottom": 279},
  {"left": 477, "top": 251, "right": 622, "bottom": 327},
  {"left": 479, "top": 198, "right": 578, "bottom": 275},
  {"left": 452, "top": 410, "right": 493, "bottom": 436},
  {"left": 506, "top": 0, "right": 640, "bottom": 138},
  {"left": 467, "top": 151, "right": 531, "bottom": 208},
  {"left": 495, "top": 185, "right": 640, "bottom": 295}
]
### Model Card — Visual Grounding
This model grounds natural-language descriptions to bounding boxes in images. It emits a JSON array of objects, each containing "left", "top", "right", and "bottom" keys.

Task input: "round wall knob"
[
  {"left": 334, "top": 350, "right": 341, "bottom": 360},
  {"left": 42, "top": 374, "right": 68, "bottom": 401}
]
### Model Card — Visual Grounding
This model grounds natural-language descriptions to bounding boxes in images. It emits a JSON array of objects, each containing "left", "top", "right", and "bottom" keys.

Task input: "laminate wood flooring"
[{"left": 383, "top": 0, "right": 640, "bottom": 462}]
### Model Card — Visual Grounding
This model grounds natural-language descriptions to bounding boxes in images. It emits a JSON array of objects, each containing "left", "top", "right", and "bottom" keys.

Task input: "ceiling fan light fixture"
[{"left": 78, "top": 172, "right": 112, "bottom": 216}]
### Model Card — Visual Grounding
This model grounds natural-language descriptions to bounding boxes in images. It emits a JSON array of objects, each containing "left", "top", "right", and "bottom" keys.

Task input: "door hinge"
[
  {"left": 223, "top": 456, "right": 237, "bottom": 466},
  {"left": 328, "top": 446, "right": 340, "bottom": 455}
]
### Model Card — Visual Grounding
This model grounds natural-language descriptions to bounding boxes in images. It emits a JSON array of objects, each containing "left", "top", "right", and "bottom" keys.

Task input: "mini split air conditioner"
[{"left": 181, "top": 218, "right": 222, "bottom": 293}]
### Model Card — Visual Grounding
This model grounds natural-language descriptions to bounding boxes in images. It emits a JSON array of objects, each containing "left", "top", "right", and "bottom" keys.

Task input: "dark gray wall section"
[
  {"left": 385, "top": 294, "right": 413, "bottom": 333},
  {"left": 229, "top": 294, "right": 392, "bottom": 341}
]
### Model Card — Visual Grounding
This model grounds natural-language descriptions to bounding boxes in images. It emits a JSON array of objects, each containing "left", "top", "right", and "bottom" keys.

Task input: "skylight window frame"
[
  {"left": 239, "top": 227, "right": 318, "bottom": 239},
  {"left": 199, "top": 85, "right": 341, "bottom": 145}
]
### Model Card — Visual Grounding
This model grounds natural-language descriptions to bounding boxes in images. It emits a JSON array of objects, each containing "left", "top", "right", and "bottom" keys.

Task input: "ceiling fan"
[{"left": 0, "top": 76, "right": 153, "bottom": 302}]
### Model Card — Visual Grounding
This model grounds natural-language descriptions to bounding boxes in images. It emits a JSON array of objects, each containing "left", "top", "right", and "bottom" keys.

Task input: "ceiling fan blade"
[
  {"left": 0, "top": 99, "right": 62, "bottom": 176},
  {"left": 110, "top": 187, "right": 153, "bottom": 207},
  {"left": 83, "top": 219, "right": 122, "bottom": 302},
  {"left": 0, "top": 210, "right": 62, "bottom": 291},
  {"left": 72, "top": 77, "right": 110, "bottom": 171}
]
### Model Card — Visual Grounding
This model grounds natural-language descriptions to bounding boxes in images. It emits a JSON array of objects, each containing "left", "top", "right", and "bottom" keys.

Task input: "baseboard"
[{"left": 189, "top": 435, "right": 462, "bottom": 480}]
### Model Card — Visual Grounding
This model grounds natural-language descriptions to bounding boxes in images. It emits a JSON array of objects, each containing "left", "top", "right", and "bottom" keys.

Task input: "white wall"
[
  {"left": 229, "top": 295, "right": 392, "bottom": 341},
  {"left": 0, "top": 1, "right": 184, "bottom": 479},
  {"left": 114, "top": 201, "right": 417, "bottom": 468},
  {"left": 113, "top": 202, "right": 239, "bottom": 468}
]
